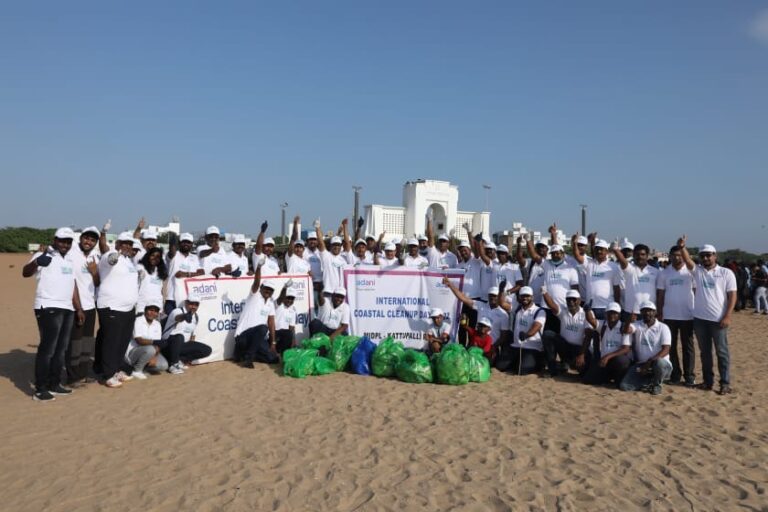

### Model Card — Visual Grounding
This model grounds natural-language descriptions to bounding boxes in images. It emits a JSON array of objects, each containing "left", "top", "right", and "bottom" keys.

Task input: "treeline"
[{"left": 0, "top": 227, "right": 57, "bottom": 253}]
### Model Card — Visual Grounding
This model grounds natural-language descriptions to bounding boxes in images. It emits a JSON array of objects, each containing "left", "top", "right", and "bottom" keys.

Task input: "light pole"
[
  {"left": 580, "top": 204, "right": 587, "bottom": 235},
  {"left": 280, "top": 202, "right": 289, "bottom": 243},
  {"left": 353, "top": 186, "right": 362, "bottom": 237},
  {"left": 482, "top": 184, "right": 491, "bottom": 212}
]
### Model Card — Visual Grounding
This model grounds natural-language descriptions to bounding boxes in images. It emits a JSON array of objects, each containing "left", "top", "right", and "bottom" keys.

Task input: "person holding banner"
[
  {"left": 309, "top": 288, "right": 350, "bottom": 340},
  {"left": 161, "top": 294, "right": 213, "bottom": 374},
  {"left": 375, "top": 242, "right": 401, "bottom": 269},
  {"left": 233, "top": 263, "right": 278, "bottom": 367},
  {"left": 403, "top": 238, "right": 428, "bottom": 268},
  {"left": 229, "top": 235, "right": 250, "bottom": 277},
  {"left": 425, "top": 216, "right": 458, "bottom": 270},
  {"left": 496, "top": 287, "right": 547, "bottom": 375},
  {"left": 425, "top": 308, "right": 451, "bottom": 354}
]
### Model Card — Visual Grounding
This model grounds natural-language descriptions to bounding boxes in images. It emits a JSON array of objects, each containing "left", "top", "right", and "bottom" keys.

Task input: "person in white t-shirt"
[
  {"left": 679, "top": 237, "right": 737, "bottom": 394},
  {"left": 425, "top": 216, "right": 458, "bottom": 270},
  {"left": 229, "top": 235, "right": 250, "bottom": 277},
  {"left": 198, "top": 226, "right": 232, "bottom": 277},
  {"left": 315, "top": 219, "right": 354, "bottom": 295},
  {"left": 309, "top": 288, "right": 350, "bottom": 340},
  {"left": 165, "top": 232, "right": 204, "bottom": 315},
  {"left": 619, "top": 301, "right": 673, "bottom": 395},
  {"left": 376, "top": 242, "right": 401, "bottom": 269},
  {"left": 570, "top": 238, "right": 621, "bottom": 320},
  {"left": 495, "top": 244, "right": 523, "bottom": 299},
  {"left": 613, "top": 242, "right": 660, "bottom": 321},
  {"left": 476, "top": 239, "right": 500, "bottom": 299},
  {"left": 124, "top": 301, "right": 166, "bottom": 379},
  {"left": 23, "top": 227, "right": 83, "bottom": 401},
  {"left": 541, "top": 288, "right": 596, "bottom": 377},
  {"left": 252, "top": 220, "right": 281, "bottom": 276},
  {"left": 303, "top": 227, "right": 324, "bottom": 304},
  {"left": 443, "top": 279, "right": 510, "bottom": 347},
  {"left": 350, "top": 238, "right": 375, "bottom": 265},
  {"left": 656, "top": 244, "right": 696, "bottom": 386},
  {"left": 233, "top": 264, "right": 278, "bottom": 367},
  {"left": 402, "top": 238, "right": 428, "bottom": 268},
  {"left": 517, "top": 235, "right": 549, "bottom": 306},
  {"left": 66, "top": 226, "right": 101, "bottom": 384},
  {"left": 161, "top": 294, "right": 213, "bottom": 374},
  {"left": 424, "top": 307, "right": 452, "bottom": 354},
  {"left": 495, "top": 287, "right": 547, "bottom": 375},
  {"left": 136, "top": 247, "right": 168, "bottom": 315},
  {"left": 274, "top": 286, "right": 298, "bottom": 355},
  {"left": 581, "top": 302, "right": 632, "bottom": 386}
]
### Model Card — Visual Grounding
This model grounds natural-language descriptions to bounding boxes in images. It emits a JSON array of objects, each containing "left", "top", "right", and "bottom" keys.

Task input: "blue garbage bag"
[{"left": 350, "top": 336, "right": 377, "bottom": 375}]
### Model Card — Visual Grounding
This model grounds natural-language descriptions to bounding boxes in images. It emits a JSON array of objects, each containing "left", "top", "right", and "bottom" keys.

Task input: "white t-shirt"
[
  {"left": 557, "top": 307, "right": 590, "bottom": 346},
  {"left": 126, "top": 315, "right": 162, "bottom": 359},
  {"left": 318, "top": 301, "right": 350, "bottom": 330},
  {"left": 286, "top": 254, "right": 311, "bottom": 276},
  {"left": 478, "top": 260, "right": 499, "bottom": 298},
  {"left": 581, "top": 259, "right": 621, "bottom": 310},
  {"left": 427, "top": 321, "right": 451, "bottom": 342},
  {"left": 541, "top": 260, "right": 579, "bottom": 310},
  {"left": 509, "top": 305, "right": 546, "bottom": 351},
  {"left": 627, "top": 320, "right": 671, "bottom": 363},
  {"left": 252, "top": 253, "right": 281, "bottom": 276},
  {"left": 97, "top": 251, "right": 139, "bottom": 312},
  {"left": 595, "top": 320, "right": 631, "bottom": 357},
  {"left": 524, "top": 259, "right": 546, "bottom": 306},
  {"left": 378, "top": 256, "right": 400, "bottom": 269},
  {"left": 200, "top": 248, "right": 231, "bottom": 276},
  {"left": 691, "top": 265, "right": 737, "bottom": 322},
  {"left": 69, "top": 244, "right": 100, "bottom": 311},
  {"left": 137, "top": 267, "right": 164, "bottom": 313},
  {"left": 162, "top": 306, "right": 198, "bottom": 342},
  {"left": 567, "top": 254, "right": 591, "bottom": 299},
  {"left": 235, "top": 292, "right": 276, "bottom": 337},
  {"left": 427, "top": 246, "right": 458, "bottom": 269},
  {"left": 319, "top": 250, "right": 353, "bottom": 292},
  {"left": 622, "top": 263, "right": 660, "bottom": 314},
  {"left": 657, "top": 265, "right": 695, "bottom": 321},
  {"left": 29, "top": 250, "right": 76, "bottom": 311},
  {"left": 304, "top": 248, "right": 323, "bottom": 283},
  {"left": 473, "top": 301, "right": 510, "bottom": 345},
  {"left": 497, "top": 262, "right": 523, "bottom": 296},
  {"left": 167, "top": 252, "right": 201, "bottom": 304},
  {"left": 229, "top": 252, "right": 249, "bottom": 276},
  {"left": 275, "top": 303, "right": 297, "bottom": 331},
  {"left": 403, "top": 254, "right": 428, "bottom": 268},
  {"left": 459, "top": 258, "right": 483, "bottom": 298}
]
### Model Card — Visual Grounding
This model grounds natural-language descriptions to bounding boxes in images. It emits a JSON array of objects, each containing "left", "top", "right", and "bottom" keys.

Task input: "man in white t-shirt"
[
  {"left": 229, "top": 235, "right": 250, "bottom": 277},
  {"left": 23, "top": 227, "right": 83, "bottom": 401},
  {"left": 425, "top": 217, "right": 458, "bottom": 270},
  {"left": 376, "top": 243, "right": 401, "bottom": 268},
  {"left": 425, "top": 307, "right": 452, "bottom": 354},
  {"left": 274, "top": 286, "right": 298, "bottom": 355},
  {"left": 495, "top": 287, "right": 547, "bottom": 375},
  {"left": 315, "top": 219, "right": 354, "bottom": 295},
  {"left": 165, "top": 232, "right": 204, "bottom": 315},
  {"left": 571, "top": 238, "right": 621, "bottom": 320},
  {"left": 679, "top": 238, "right": 737, "bottom": 394},
  {"left": 304, "top": 228, "right": 324, "bottom": 304},
  {"left": 656, "top": 244, "right": 696, "bottom": 386},
  {"left": 309, "top": 288, "right": 350, "bottom": 340},
  {"left": 613, "top": 242, "right": 660, "bottom": 322},
  {"left": 402, "top": 238, "right": 428, "bottom": 268},
  {"left": 124, "top": 301, "right": 165, "bottom": 379},
  {"left": 619, "top": 301, "right": 673, "bottom": 395},
  {"left": 495, "top": 244, "right": 523, "bottom": 299},
  {"left": 541, "top": 288, "right": 596, "bottom": 377},
  {"left": 233, "top": 264, "right": 278, "bottom": 367},
  {"left": 581, "top": 302, "right": 632, "bottom": 386},
  {"left": 199, "top": 226, "right": 233, "bottom": 277},
  {"left": 443, "top": 279, "right": 510, "bottom": 347},
  {"left": 252, "top": 221, "right": 281, "bottom": 276},
  {"left": 161, "top": 294, "right": 213, "bottom": 373}
]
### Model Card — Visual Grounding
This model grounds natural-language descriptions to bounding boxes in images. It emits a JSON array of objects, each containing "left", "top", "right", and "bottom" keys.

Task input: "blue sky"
[{"left": 1, "top": 1, "right": 767, "bottom": 252}]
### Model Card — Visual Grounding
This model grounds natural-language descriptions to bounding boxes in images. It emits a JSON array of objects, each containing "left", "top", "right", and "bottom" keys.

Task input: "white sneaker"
[
  {"left": 167, "top": 363, "right": 185, "bottom": 375},
  {"left": 132, "top": 371, "right": 148, "bottom": 380},
  {"left": 178, "top": 362, "right": 189, "bottom": 370},
  {"left": 116, "top": 371, "right": 134, "bottom": 382},
  {"left": 105, "top": 375, "right": 123, "bottom": 388}
]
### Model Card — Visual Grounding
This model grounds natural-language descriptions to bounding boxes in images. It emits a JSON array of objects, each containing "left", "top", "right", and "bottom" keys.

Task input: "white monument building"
[{"left": 364, "top": 180, "right": 490, "bottom": 242}]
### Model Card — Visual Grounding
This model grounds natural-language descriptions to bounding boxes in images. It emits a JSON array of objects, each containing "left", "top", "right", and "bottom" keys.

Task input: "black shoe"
[
  {"left": 240, "top": 359, "right": 255, "bottom": 369},
  {"left": 33, "top": 390, "right": 55, "bottom": 402},
  {"left": 684, "top": 379, "right": 697, "bottom": 388},
  {"left": 50, "top": 384, "right": 73, "bottom": 396}
]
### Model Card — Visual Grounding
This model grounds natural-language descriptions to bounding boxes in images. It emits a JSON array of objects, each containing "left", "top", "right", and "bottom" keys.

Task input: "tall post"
[
  {"left": 281, "top": 202, "right": 289, "bottom": 243},
  {"left": 353, "top": 186, "right": 362, "bottom": 237},
  {"left": 580, "top": 204, "right": 587, "bottom": 235}
]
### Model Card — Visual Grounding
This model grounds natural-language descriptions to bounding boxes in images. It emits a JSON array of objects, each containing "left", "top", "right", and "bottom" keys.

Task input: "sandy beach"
[{"left": 0, "top": 252, "right": 765, "bottom": 512}]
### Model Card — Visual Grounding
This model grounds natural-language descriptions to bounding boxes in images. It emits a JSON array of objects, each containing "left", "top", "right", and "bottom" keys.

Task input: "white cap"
[
  {"left": 197, "top": 244, "right": 210, "bottom": 252},
  {"left": 293, "top": 239, "right": 305, "bottom": 246},
  {"left": 205, "top": 226, "right": 220, "bottom": 236},
  {"left": 54, "top": 227, "right": 75, "bottom": 239},
  {"left": 332, "top": 288, "right": 347, "bottom": 297},
  {"left": 179, "top": 232, "right": 194, "bottom": 242},
  {"left": 284, "top": 287, "right": 296, "bottom": 298},
  {"left": 458, "top": 240, "right": 471, "bottom": 249},
  {"left": 417, "top": 234, "right": 428, "bottom": 241},
  {"left": 496, "top": 244, "right": 509, "bottom": 253},
  {"left": 477, "top": 317, "right": 492, "bottom": 327},
  {"left": 392, "top": 237, "right": 402, "bottom": 245},
  {"left": 330, "top": 236, "right": 342, "bottom": 245},
  {"left": 485, "top": 242, "right": 497, "bottom": 250},
  {"left": 186, "top": 292, "right": 201, "bottom": 303},
  {"left": 549, "top": 244, "right": 564, "bottom": 253},
  {"left": 306, "top": 232, "right": 318, "bottom": 240},
  {"left": 519, "top": 286, "right": 533, "bottom": 296},
  {"left": 407, "top": 238, "right": 419, "bottom": 246},
  {"left": 639, "top": 301, "right": 656, "bottom": 311},
  {"left": 81, "top": 226, "right": 100, "bottom": 237},
  {"left": 263, "top": 237, "right": 275, "bottom": 246},
  {"left": 535, "top": 241, "right": 549, "bottom": 249},
  {"left": 438, "top": 234, "right": 450, "bottom": 242},
  {"left": 261, "top": 280, "right": 276, "bottom": 290},
  {"left": 595, "top": 239, "right": 610, "bottom": 249},
  {"left": 576, "top": 236, "right": 588, "bottom": 245},
  {"left": 606, "top": 302, "right": 622, "bottom": 313},
  {"left": 384, "top": 243, "right": 396, "bottom": 251},
  {"left": 144, "top": 300, "right": 163, "bottom": 310},
  {"left": 620, "top": 241, "right": 634, "bottom": 250},
  {"left": 429, "top": 307, "right": 444, "bottom": 317},
  {"left": 117, "top": 231, "right": 134, "bottom": 242},
  {"left": 132, "top": 239, "right": 142, "bottom": 249},
  {"left": 141, "top": 229, "right": 158, "bottom": 240},
  {"left": 566, "top": 290, "right": 581, "bottom": 300},
  {"left": 354, "top": 238, "right": 366, "bottom": 247},
  {"left": 700, "top": 244, "right": 717, "bottom": 254},
  {"left": 233, "top": 235, "right": 246, "bottom": 244},
  {"left": 487, "top": 286, "right": 500, "bottom": 296}
]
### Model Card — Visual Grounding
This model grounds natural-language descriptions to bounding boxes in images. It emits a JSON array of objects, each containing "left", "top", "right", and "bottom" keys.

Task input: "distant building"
[
  {"left": 494, "top": 222, "right": 570, "bottom": 248},
  {"left": 364, "top": 180, "right": 490, "bottom": 242}
]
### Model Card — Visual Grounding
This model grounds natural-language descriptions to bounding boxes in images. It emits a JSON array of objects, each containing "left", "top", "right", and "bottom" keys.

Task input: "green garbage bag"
[
  {"left": 395, "top": 349, "right": 433, "bottom": 383},
  {"left": 371, "top": 337, "right": 405, "bottom": 377},
  {"left": 313, "top": 356, "right": 336, "bottom": 376},
  {"left": 282, "top": 348, "right": 318, "bottom": 379},
  {"left": 467, "top": 347, "right": 491, "bottom": 383},
  {"left": 301, "top": 333, "right": 332, "bottom": 353},
  {"left": 436, "top": 344, "right": 470, "bottom": 385},
  {"left": 328, "top": 335, "right": 361, "bottom": 371}
]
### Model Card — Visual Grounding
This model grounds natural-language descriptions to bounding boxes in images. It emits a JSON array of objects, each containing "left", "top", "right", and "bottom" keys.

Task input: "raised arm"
[
  {"left": 442, "top": 276, "right": 474, "bottom": 308},
  {"left": 587, "top": 232, "right": 598, "bottom": 258},
  {"left": 526, "top": 235, "right": 542, "bottom": 265},
  {"left": 426, "top": 215, "right": 435, "bottom": 248},
  {"left": 612, "top": 242, "right": 629, "bottom": 270},
  {"left": 99, "top": 219, "right": 111, "bottom": 255},
  {"left": 515, "top": 236, "right": 526, "bottom": 266},
  {"left": 341, "top": 218, "right": 351, "bottom": 252},
  {"left": 540, "top": 285, "right": 560, "bottom": 315},
  {"left": 677, "top": 235, "right": 695, "bottom": 271},
  {"left": 250, "top": 263, "right": 262, "bottom": 294},
  {"left": 315, "top": 220, "right": 326, "bottom": 252},
  {"left": 288, "top": 215, "right": 300, "bottom": 255},
  {"left": 254, "top": 220, "right": 268, "bottom": 255},
  {"left": 132, "top": 217, "right": 146, "bottom": 240},
  {"left": 477, "top": 239, "right": 492, "bottom": 266},
  {"left": 570, "top": 233, "right": 585, "bottom": 265},
  {"left": 548, "top": 223, "right": 558, "bottom": 245}
]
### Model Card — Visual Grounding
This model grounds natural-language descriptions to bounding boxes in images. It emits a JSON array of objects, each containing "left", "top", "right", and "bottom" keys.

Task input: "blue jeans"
[
  {"left": 619, "top": 359, "right": 672, "bottom": 391},
  {"left": 34, "top": 308, "right": 75, "bottom": 391},
  {"left": 693, "top": 318, "right": 730, "bottom": 386}
]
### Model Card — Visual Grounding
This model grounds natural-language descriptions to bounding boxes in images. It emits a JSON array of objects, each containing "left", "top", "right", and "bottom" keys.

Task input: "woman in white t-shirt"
[{"left": 136, "top": 247, "right": 168, "bottom": 316}]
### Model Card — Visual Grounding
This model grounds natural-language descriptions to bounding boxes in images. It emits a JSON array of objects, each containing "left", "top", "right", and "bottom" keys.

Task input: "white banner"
[
  {"left": 183, "top": 274, "right": 314, "bottom": 364},
  {"left": 343, "top": 267, "right": 465, "bottom": 350}
]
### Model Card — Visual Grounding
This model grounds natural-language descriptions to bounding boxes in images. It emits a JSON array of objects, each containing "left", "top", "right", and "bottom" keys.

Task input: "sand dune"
[{"left": 0, "top": 253, "right": 765, "bottom": 512}]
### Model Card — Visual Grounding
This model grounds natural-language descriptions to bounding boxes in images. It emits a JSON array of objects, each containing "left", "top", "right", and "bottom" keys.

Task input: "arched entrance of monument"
[{"left": 427, "top": 203, "right": 448, "bottom": 235}]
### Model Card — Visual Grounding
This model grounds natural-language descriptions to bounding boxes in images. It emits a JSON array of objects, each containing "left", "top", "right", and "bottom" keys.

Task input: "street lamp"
[
  {"left": 280, "top": 202, "right": 289, "bottom": 243},
  {"left": 482, "top": 184, "right": 491, "bottom": 212},
  {"left": 580, "top": 204, "right": 587, "bottom": 235},
  {"left": 353, "top": 186, "right": 362, "bottom": 237}
]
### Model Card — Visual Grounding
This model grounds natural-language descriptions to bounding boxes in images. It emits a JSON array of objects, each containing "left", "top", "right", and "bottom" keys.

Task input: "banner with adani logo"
[
  {"left": 343, "top": 267, "right": 464, "bottom": 350},
  {"left": 183, "top": 274, "right": 314, "bottom": 364}
]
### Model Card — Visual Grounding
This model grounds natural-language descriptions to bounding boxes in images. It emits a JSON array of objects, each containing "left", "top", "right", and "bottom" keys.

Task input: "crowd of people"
[{"left": 24, "top": 215, "right": 742, "bottom": 401}]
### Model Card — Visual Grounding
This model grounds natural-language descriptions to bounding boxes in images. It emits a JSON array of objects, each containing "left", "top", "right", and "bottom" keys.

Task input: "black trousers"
[
  {"left": 95, "top": 308, "right": 135, "bottom": 379},
  {"left": 582, "top": 353, "right": 631, "bottom": 386},
  {"left": 495, "top": 344, "right": 545, "bottom": 375},
  {"left": 275, "top": 329, "right": 294, "bottom": 355},
  {"left": 161, "top": 334, "right": 212, "bottom": 365},
  {"left": 34, "top": 308, "right": 74, "bottom": 391},
  {"left": 542, "top": 332, "right": 583, "bottom": 375},
  {"left": 234, "top": 325, "right": 278, "bottom": 364},
  {"left": 665, "top": 319, "right": 695, "bottom": 383},
  {"left": 66, "top": 308, "right": 96, "bottom": 382}
]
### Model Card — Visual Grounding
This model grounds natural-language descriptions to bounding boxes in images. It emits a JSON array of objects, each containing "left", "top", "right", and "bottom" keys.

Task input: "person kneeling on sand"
[
  {"left": 580, "top": 302, "right": 632, "bottom": 386},
  {"left": 619, "top": 301, "right": 673, "bottom": 395},
  {"left": 495, "top": 287, "right": 547, "bottom": 375},
  {"left": 309, "top": 288, "right": 350, "bottom": 340},
  {"left": 123, "top": 301, "right": 167, "bottom": 379},
  {"left": 424, "top": 307, "right": 451, "bottom": 354},
  {"left": 161, "top": 294, "right": 213, "bottom": 375}
]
